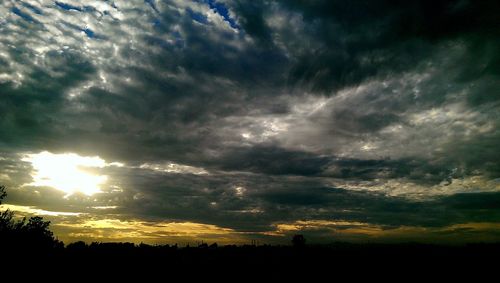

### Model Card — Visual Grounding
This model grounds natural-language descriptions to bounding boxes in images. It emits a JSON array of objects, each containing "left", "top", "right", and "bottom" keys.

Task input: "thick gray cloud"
[{"left": 0, "top": 0, "right": 499, "bottom": 243}]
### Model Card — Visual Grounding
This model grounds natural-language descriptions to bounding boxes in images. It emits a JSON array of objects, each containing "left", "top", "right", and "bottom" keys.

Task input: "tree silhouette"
[
  {"left": 0, "top": 185, "right": 16, "bottom": 233},
  {"left": 0, "top": 185, "right": 62, "bottom": 252},
  {"left": 0, "top": 185, "right": 6, "bottom": 202}
]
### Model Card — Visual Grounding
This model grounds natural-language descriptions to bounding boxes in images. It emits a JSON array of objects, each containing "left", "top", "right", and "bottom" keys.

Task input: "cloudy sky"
[{"left": 0, "top": 0, "right": 499, "bottom": 244}]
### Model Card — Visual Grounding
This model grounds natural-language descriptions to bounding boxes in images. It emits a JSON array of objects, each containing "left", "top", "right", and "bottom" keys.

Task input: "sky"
[{"left": 0, "top": 0, "right": 499, "bottom": 245}]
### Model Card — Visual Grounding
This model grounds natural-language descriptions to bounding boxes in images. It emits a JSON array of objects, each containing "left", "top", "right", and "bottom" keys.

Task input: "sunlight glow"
[{"left": 22, "top": 151, "right": 108, "bottom": 196}]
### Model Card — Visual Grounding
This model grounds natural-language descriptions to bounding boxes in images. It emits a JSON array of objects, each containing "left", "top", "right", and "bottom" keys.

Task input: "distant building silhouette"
[{"left": 292, "top": 234, "right": 306, "bottom": 248}]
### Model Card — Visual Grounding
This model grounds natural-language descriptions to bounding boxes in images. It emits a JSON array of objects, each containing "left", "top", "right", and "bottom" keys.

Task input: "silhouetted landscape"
[{"left": 2, "top": 186, "right": 498, "bottom": 278}]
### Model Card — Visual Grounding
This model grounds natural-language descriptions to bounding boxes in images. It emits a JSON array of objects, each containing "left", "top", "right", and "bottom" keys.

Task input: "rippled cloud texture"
[{"left": 0, "top": 0, "right": 499, "bottom": 244}]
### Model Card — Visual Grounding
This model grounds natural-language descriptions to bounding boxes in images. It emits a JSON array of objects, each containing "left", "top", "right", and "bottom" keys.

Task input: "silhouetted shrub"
[{"left": 0, "top": 185, "right": 63, "bottom": 253}]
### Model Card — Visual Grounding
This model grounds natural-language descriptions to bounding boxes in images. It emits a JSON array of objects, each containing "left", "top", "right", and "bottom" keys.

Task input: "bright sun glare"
[{"left": 22, "top": 151, "right": 108, "bottom": 196}]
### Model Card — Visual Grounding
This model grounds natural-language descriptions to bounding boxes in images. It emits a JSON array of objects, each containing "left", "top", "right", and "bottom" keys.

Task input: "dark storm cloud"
[
  {"left": 323, "top": 157, "right": 455, "bottom": 185},
  {"left": 213, "top": 146, "right": 331, "bottom": 176},
  {"left": 0, "top": 0, "right": 499, "bottom": 242},
  {"left": 74, "top": 166, "right": 500, "bottom": 231},
  {"left": 277, "top": 0, "right": 500, "bottom": 93},
  {"left": 0, "top": 51, "right": 95, "bottom": 149}
]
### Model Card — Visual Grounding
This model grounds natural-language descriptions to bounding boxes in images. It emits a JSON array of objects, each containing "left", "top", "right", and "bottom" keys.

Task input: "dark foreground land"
[{"left": 2, "top": 242, "right": 499, "bottom": 279}]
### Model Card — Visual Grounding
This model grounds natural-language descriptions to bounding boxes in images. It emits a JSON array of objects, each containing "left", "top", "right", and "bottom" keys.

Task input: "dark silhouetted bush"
[{"left": 0, "top": 185, "right": 63, "bottom": 253}]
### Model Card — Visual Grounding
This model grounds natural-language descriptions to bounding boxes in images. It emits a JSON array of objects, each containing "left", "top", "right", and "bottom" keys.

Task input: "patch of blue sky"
[
  {"left": 152, "top": 18, "right": 162, "bottom": 29},
  {"left": 82, "top": 5, "right": 98, "bottom": 13},
  {"left": 55, "top": 1, "right": 83, "bottom": 12},
  {"left": 82, "top": 28, "right": 95, "bottom": 38},
  {"left": 187, "top": 8, "right": 209, "bottom": 24},
  {"left": 11, "top": 7, "right": 37, "bottom": 23},
  {"left": 81, "top": 27, "right": 107, "bottom": 40},
  {"left": 59, "top": 20, "right": 103, "bottom": 40},
  {"left": 194, "top": 0, "right": 239, "bottom": 29},
  {"left": 55, "top": 1, "right": 99, "bottom": 14}
]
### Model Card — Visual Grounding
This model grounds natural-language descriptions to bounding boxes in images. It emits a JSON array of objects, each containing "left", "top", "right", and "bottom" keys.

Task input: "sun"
[{"left": 22, "top": 151, "right": 108, "bottom": 196}]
